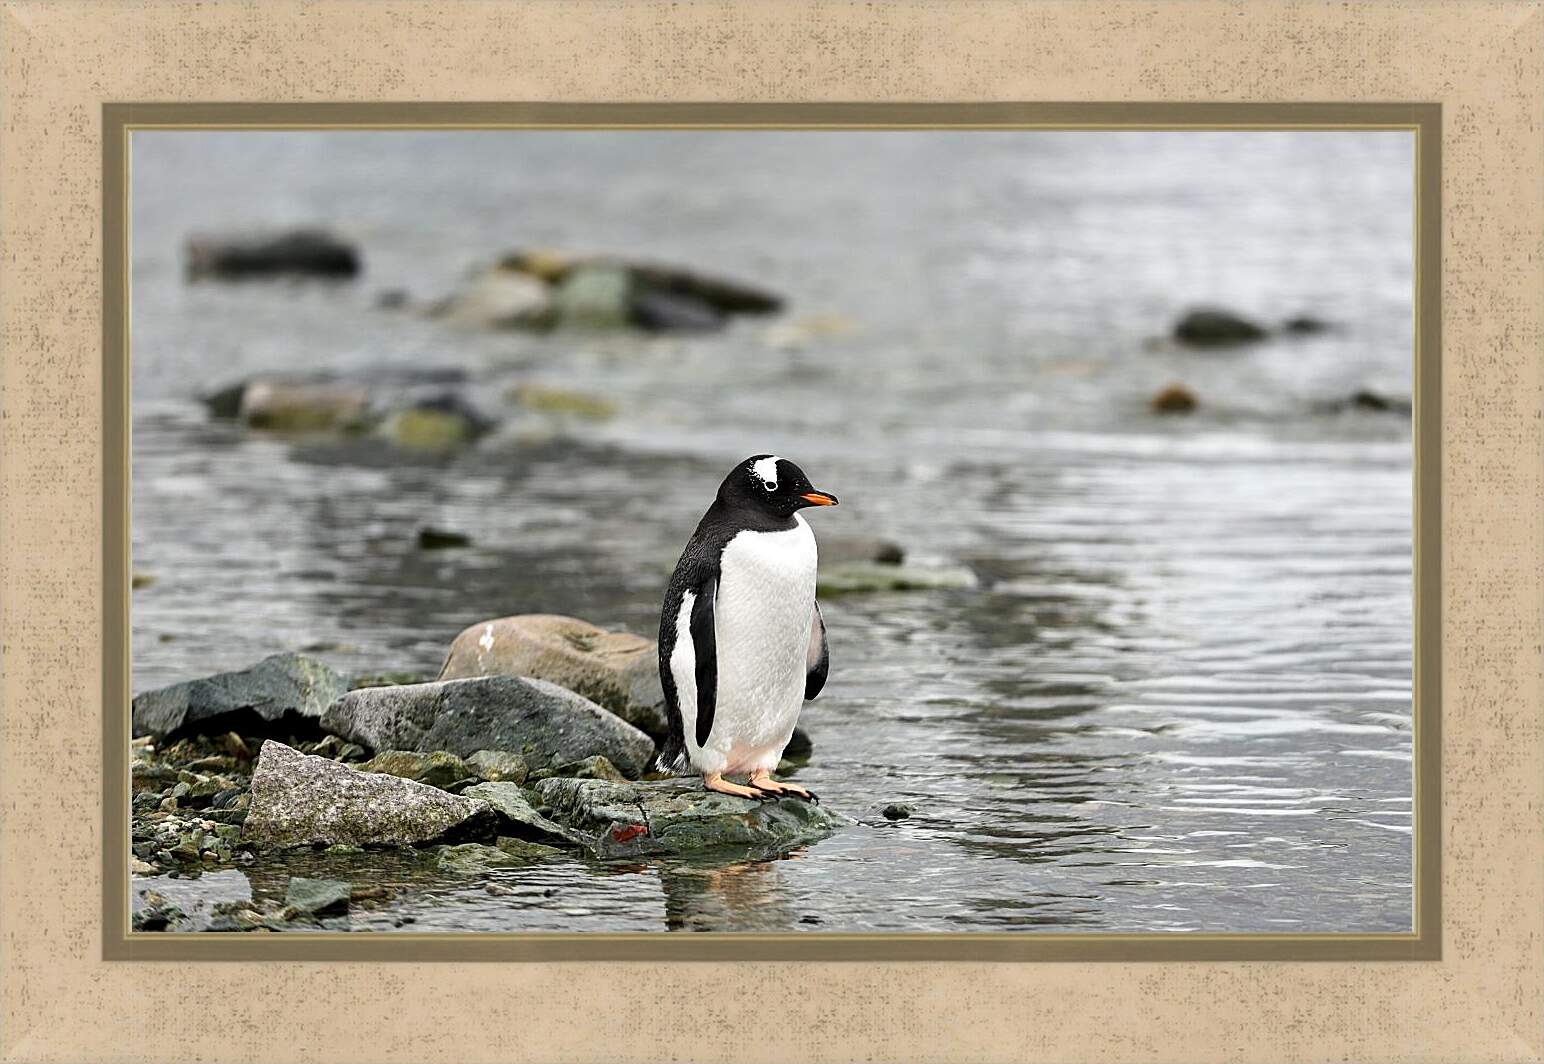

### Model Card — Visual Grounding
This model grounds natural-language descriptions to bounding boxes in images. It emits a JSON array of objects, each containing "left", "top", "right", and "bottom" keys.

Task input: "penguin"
[{"left": 656, "top": 455, "right": 838, "bottom": 801}]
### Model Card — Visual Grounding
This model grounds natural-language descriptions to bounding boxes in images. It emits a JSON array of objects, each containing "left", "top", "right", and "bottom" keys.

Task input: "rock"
[
  {"left": 417, "top": 527, "right": 472, "bottom": 550},
  {"left": 241, "top": 740, "right": 497, "bottom": 849},
  {"left": 881, "top": 803, "right": 914, "bottom": 821},
  {"left": 629, "top": 288, "right": 726, "bottom": 332},
  {"left": 628, "top": 260, "right": 783, "bottom": 316},
  {"left": 533, "top": 755, "right": 626, "bottom": 783},
  {"left": 1150, "top": 383, "right": 1199, "bottom": 414},
  {"left": 460, "top": 781, "right": 590, "bottom": 848},
  {"left": 349, "top": 671, "right": 429, "bottom": 690},
  {"left": 1282, "top": 315, "right": 1332, "bottom": 335},
  {"left": 434, "top": 267, "right": 554, "bottom": 330},
  {"left": 1172, "top": 308, "right": 1268, "bottom": 347},
  {"left": 132, "top": 763, "right": 181, "bottom": 793},
  {"left": 817, "top": 563, "right": 979, "bottom": 596},
  {"left": 467, "top": 749, "right": 530, "bottom": 784},
  {"left": 536, "top": 777, "right": 850, "bottom": 858},
  {"left": 130, "top": 857, "right": 156, "bottom": 875},
  {"left": 131, "top": 571, "right": 156, "bottom": 590},
  {"left": 497, "top": 248, "right": 573, "bottom": 283},
  {"left": 1346, "top": 389, "right": 1412, "bottom": 415},
  {"left": 132, "top": 900, "right": 187, "bottom": 932},
  {"left": 819, "top": 534, "right": 905, "bottom": 567},
  {"left": 377, "top": 393, "right": 495, "bottom": 453},
  {"left": 783, "top": 726, "right": 814, "bottom": 761},
  {"left": 437, "top": 615, "right": 667, "bottom": 739},
  {"left": 185, "top": 228, "right": 360, "bottom": 281},
  {"left": 239, "top": 379, "right": 372, "bottom": 432},
  {"left": 553, "top": 262, "right": 634, "bottom": 329},
  {"left": 435, "top": 840, "right": 560, "bottom": 873},
  {"left": 284, "top": 877, "right": 350, "bottom": 915},
  {"left": 507, "top": 384, "right": 618, "bottom": 421},
  {"left": 322, "top": 675, "right": 656, "bottom": 777},
  {"left": 131, "top": 653, "right": 348, "bottom": 743},
  {"left": 359, "top": 749, "right": 473, "bottom": 789}
]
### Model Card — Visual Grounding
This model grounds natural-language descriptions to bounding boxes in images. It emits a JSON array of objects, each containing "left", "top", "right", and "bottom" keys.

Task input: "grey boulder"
[
  {"left": 322, "top": 675, "right": 656, "bottom": 778},
  {"left": 535, "top": 777, "right": 851, "bottom": 858},
  {"left": 131, "top": 653, "right": 348, "bottom": 743},
  {"left": 241, "top": 740, "right": 497, "bottom": 849}
]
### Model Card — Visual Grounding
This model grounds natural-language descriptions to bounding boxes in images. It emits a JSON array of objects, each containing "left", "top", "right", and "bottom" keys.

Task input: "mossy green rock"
[
  {"left": 435, "top": 839, "right": 561, "bottom": 873},
  {"left": 535, "top": 777, "right": 852, "bottom": 858},
  {"left": 285, "top": 877, "right": 350, "bottom": 915},
  {"left": 360, "top": 750, "right": 472, "bottom": 789}
]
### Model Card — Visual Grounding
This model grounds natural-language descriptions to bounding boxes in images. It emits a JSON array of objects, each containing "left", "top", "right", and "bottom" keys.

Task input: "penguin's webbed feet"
[
  {"left": 748, "top": 771, "right": 819, "bottom": 804},
  {"left": 702, "top": 772, "right": 774, "bottom": 802}
]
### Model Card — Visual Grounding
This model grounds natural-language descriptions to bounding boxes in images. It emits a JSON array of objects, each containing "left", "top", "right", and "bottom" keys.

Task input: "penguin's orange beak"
[{"left": 800, "top": 491, "right": 839, "bottom": 507}]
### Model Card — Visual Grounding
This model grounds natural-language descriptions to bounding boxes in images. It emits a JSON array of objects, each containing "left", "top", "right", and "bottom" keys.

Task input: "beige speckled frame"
[{"left": 3, "top": 3, "right": 1540, "bottom": 1063}]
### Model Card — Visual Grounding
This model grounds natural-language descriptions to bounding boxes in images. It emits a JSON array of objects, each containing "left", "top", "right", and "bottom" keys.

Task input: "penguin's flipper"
[
  {"left": 805, "top": 599, "right": 829, "bottom": 701},
  {"left": 691, "top": 576, "right": 718, "bottom": 748}
]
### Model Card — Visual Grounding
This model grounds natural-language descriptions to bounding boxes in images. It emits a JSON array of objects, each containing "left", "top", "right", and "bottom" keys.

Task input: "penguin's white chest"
[{"left": 709, "top": 516, "right": 817, "bottom": 769}]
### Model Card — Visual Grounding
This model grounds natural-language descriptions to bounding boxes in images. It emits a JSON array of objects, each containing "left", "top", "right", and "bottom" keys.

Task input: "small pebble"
[{"left": 882, "top": 803, "right": 914, "bottom": 821}]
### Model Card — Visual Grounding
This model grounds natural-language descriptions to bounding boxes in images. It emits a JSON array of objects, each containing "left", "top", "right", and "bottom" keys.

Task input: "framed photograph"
[{"left": 3, "top": 3, "right": 1541, "bottom": 1063}]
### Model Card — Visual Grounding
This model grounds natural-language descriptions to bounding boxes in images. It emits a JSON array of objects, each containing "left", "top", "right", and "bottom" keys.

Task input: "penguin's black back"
[{"left": 655, "top": 496, "right": 797, "bottom": 773}]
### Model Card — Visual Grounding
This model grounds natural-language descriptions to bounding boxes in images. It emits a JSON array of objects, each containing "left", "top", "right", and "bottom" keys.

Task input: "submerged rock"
[
  {"left": 553, "top": 262, "right": 633, "bottom": 329},
  {"left": 322, "top": 675, "right": 656, "bottom": 778},
  {"left": 284, "top": 877, "right": 350, "bottom": 915},
  {"left": 1172, "top": 308, "right": 1268, "bottom": 347},
  {"left": 536, "top": 777, "right": 850, "bottom": 858},
  {"left": 819, "top": 534, "right": 905, "bottom": 567},
  {"left": 817, "top": 562, "right": 978, "bottom": 596},
  {"left": 242, "top": 740, "right": 497, "bottom": 849},
  {"left": 435, "top": 840, "right": 561, "bottom": 873},
  {"left": 882, "top": 803, "right": 914, "bottom": 821},
  {"left": 433, "top": 267, "right": 554, "bottom": 330},
  {"left": 131, "top": 653, "right": 348, "bottom": 743},
  {"left": 630, "top": 288, "right": 726, "bottom": 332},
  {"left": 1326, "top": 388, "right": 1413, "bottom": 415},
  {"left": 493, "top": 250, "right": 784, "bottom": 333},
  {"left": 359, "top": 749, "right": 473, "bottom": 789},
  {"left": 1150, "top": 382, "right": 1199, "bottom": 414},
  {"left": 437, "top": 615, "right": 667, "bottom": 739},
  {"left": 1282, "top": 314, "right": 1332, "bottom": 335},
  {"left": 417, "top": 527, "right": 473, "bottom": 550},
  {"left": 238, "top": 379, "right": 372, "bottom": 432},
  {"left": 376, "top": 393, "right": 496, "bottom": 454},
  {"left": 185, "top": 228, "right": 360, "bottom": 281}
]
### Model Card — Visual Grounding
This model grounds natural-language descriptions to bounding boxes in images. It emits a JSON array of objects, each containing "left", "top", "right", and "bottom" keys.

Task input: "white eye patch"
[{"left": 751, "top": 455, "right": 781, "bottom": 491}]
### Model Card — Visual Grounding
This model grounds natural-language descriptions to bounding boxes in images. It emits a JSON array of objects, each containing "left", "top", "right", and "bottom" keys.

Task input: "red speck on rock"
[{"left": 610, "top": 824, "right": 647, "bottom": 843}]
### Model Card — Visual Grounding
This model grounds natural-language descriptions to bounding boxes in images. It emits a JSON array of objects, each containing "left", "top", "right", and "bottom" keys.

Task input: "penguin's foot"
[
  {"left": 748, "top": 771, "right": 819, "bottom": 804},
  {"left": 702, "top": 772, "right": 773, "bottom": 802}
]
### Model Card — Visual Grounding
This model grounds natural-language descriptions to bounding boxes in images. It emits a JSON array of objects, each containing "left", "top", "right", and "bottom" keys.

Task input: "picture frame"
[{"left": 3, "top": 2, "right": 1540, "bottom": 1061}]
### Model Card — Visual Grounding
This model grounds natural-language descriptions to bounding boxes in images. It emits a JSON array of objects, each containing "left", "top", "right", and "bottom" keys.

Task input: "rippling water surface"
[{"left": 131, "top": 131, "right": 1414, "bottom": 932}]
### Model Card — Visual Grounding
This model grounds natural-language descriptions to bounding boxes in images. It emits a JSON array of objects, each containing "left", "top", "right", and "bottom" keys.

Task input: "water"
[{"left": 130, "top": 131, "right": 1414, "bottom": 932}]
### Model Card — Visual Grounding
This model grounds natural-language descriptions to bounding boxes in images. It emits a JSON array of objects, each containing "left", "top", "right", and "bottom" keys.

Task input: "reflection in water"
[
  {"left": 659, "top": 857, "right": 800, "bottom": 933},
  {"left": 129, "top": 131, "right": 1414, "bottom": 932}
]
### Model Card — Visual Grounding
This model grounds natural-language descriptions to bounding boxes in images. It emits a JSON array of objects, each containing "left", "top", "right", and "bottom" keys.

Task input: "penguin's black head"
[{"left": 718, "top": 455, "right": 839, "bottom": 519}]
